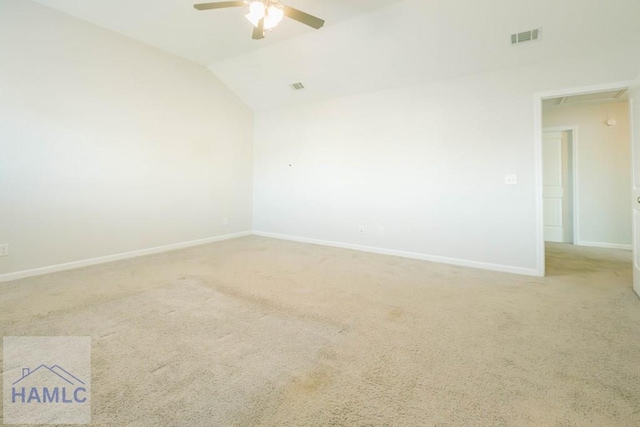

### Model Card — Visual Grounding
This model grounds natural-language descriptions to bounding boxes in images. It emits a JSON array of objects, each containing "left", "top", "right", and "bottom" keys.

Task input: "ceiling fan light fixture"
[
  {"left": 245, "top": 1, "right": 266, "bottom": 27},
  {"left": 264, "top": 5, "right": 284, "bottom": 30},
  {"left": 194, "top": 1, "right": 325, "bottom": 39}
]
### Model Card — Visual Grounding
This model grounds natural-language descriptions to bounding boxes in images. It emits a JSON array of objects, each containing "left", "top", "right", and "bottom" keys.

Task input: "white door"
[
  {"left": 630, "top": 86, "right": 640, "bottom": 297},
  {"left": 543, "top": 131, "right": 573, "bottom": 243}
]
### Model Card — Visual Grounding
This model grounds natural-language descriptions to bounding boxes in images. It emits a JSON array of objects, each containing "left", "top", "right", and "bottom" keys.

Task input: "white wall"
[
  {"left": 0, "top": 0, "right": 253, "bottom": 275},
  {"left": 253, "top": 50, "right": 640, "bottom": 274},
  {"left": 543, "top": 102, "right": 631, "bottom": 247}
]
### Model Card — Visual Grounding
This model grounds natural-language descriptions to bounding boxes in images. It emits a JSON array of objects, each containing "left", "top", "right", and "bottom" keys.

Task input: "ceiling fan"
[{"left": 194, "top": 1, "right": 325, "bottom": 40}]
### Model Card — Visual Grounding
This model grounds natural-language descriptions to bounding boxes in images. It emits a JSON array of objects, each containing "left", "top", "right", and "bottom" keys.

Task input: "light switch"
[{"left": 505, "top": 174, "right": 518, "bottom": 185}]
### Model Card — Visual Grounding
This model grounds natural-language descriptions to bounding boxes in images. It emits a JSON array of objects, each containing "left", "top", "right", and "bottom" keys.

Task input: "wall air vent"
[
  {"left": 290, "top": 82, "right": 305, "bottom": 91},
  {"left": 511, "top": 28, "right": 541, "bottom": 45}
]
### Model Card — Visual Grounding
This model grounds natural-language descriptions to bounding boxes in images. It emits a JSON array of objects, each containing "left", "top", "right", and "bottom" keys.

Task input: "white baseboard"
[
  {"left": 576, "top": 241, "right": 633, "bottom": 251},
  {"left": 252, "top": 231, "right": 542, "bottom": 277},
  {"left": 0, "top": 231, "right": 252, "bottom": 283}
]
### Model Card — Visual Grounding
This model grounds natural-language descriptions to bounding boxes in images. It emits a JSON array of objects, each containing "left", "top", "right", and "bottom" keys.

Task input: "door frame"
[
  {"left": 542, "top": 126, "right": 579, "bottom": 245},
  {"left": 533, "top": 80, "right": 633, "bottom": 276},
  {"left": 632, "top": 85, "right": 640, "bottom": 297}
]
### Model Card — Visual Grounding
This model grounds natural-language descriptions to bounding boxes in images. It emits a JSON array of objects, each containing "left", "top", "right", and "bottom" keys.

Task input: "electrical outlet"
[
  {"left": 0, "top": 244, "right": 9, "bottom": 257},
  {"left": 223, "top": 218, "right": 229, "bottom": 226},
  {"left": 378, "top": 227, "right": 385, "bottom": 237}
]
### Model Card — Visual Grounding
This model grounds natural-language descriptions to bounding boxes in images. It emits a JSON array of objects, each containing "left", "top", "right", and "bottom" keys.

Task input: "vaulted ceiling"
[
  {"left": 33, "top": 0, "right": 403, "bottom": 64},
  {"left": 34, "top": 0, "right": 640, "bottom": 110}
]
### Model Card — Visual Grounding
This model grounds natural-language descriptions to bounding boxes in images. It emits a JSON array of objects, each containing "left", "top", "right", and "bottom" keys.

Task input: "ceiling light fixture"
[
  {"left": 194, "top": 1, "right": 324, "bottom": 40},
  {"left": 244, "top": 1, "right": 265, "bottom": 27},
  {"left": 245, "top": 1, "right": 284, "bottom": 30},
  {"left": 264, "top": 5, "right": 284, "bottom": 30}
]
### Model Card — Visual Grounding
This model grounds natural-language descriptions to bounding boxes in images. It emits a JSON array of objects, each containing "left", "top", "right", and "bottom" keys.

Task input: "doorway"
[{"left": 534, "top": 81, "right": 634, "bottom": 276}]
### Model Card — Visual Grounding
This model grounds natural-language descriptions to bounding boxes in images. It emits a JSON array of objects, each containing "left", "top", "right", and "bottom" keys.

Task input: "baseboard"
[
  {"left": 576, "top": 241, "right": 633, "bottom": 251},
  {"left": 0, "top": 231, "right": 252, "bottom": 283},
  {"left": 252, "top": 231, "right": 541, "bottom": 277}
]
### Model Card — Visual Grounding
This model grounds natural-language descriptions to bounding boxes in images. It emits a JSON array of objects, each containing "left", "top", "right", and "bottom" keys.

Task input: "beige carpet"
[{"left": 1, "top": 236, "right": 639, "bottom": 426}]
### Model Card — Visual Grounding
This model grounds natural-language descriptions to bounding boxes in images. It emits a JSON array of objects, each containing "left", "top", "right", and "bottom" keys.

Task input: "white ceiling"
[
  {"left": 33, "top": 0, "right": 403, "bottom": 64},
  {"left": 34, "top": 0, "right": 640, "bottom": 110}
]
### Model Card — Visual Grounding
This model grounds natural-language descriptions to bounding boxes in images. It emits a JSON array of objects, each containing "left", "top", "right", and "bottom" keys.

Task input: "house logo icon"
[
  {"left": 11, "top": 364, "right": 88, "bottom": 404},
  {"left": 3, "top": 336, "right": 91, "bottom": 425}
]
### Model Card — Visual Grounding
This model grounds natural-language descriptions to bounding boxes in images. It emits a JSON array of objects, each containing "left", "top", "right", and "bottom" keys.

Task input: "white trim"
[
  {"left": 576, "top": 241, "right": 633, "bottom": 251},
  {"left": 252, "top": 231, "right": 541, "bottom": 277},
  {"left": 542, "top": 126, "right": 580, "bottom": 244},
  {"left": 537, "top": 81, "right": 632, "bottom": 100},
  {"left": 533, "top": 95, "right": 546, "bottom": 276},
  {"left": 533, "top": 80, "right": 633, "bottom": 278},
  {"left": 0, "top": 231, "right": 252, "bottom": 283}
]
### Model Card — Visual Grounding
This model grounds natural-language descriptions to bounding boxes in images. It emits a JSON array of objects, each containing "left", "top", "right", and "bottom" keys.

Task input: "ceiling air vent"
[
  {"left": 290, "top": 82, "right": 305, "bottom": 91},
  {"left": 511, "top": 28, "right": 541, "bottom": 45}
]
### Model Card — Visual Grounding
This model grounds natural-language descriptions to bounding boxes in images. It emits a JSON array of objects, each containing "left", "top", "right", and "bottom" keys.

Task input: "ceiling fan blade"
[
  {"left": 283, "top": 6, "right": 325, "bottom": 29},
  {"left": 252, "top": 17, "right": 265, "bottom": 40},
  {"left": 194, "top": 1, "right": 245, "bottom": 11}
]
